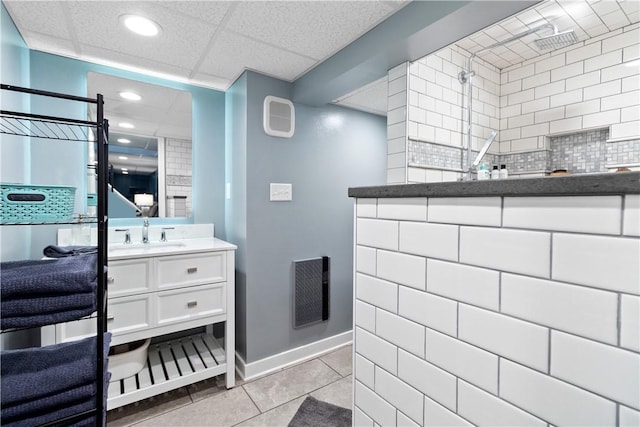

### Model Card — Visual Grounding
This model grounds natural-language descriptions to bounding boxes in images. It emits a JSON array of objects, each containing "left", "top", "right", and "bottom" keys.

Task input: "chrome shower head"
[{"left": 534, "top": 29, "right": 578, "bottom": 50}]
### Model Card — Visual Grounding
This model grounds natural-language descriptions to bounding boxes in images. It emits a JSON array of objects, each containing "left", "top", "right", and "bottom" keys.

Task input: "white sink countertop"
[{"left": 108, "top": 237, "right": 236, "bottom": 260}]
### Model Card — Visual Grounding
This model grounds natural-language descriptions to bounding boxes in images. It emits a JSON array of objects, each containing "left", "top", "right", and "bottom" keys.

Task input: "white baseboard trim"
[{"left": 235, "top": 330, "right": 353, "bottom": 382}]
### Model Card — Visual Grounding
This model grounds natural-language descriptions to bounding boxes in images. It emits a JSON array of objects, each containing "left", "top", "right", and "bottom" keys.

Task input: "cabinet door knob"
[
  {"left": 187, "top": 267, "right": 198, "bottom": 274},
  {"left": 107, "top": 277, "right": 114, "bottom": 284},
  {"left": 187, "top": 300, "right": 198, "bottom": 308},
  {"left": 107, "top": 315, "right": 115, "bottom": 321}
]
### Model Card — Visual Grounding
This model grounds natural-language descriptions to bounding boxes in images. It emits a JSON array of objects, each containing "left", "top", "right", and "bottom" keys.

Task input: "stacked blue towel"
[
  {"left": 0, "top": 253, "right": 97, "bottom": 329},
  {"left": 1, "top": 333, "right": 111, "bottom": 427},
  {"left": 43, "top": 245, "right": 97, "bottom": 258}
]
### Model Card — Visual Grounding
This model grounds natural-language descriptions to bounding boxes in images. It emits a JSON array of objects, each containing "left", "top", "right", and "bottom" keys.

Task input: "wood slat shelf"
[{"left": 107, "top": 332, "right": 228, "bottom": 410}]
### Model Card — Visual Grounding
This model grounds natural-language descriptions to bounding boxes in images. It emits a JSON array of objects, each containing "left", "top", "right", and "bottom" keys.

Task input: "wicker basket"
[{"left": 1, "top": 183, "right": 76, "bottom": 223}]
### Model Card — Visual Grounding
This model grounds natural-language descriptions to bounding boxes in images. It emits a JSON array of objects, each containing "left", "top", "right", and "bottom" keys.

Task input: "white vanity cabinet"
[{"left": 41, "top": 238, "right": 236, "bottom": 410}]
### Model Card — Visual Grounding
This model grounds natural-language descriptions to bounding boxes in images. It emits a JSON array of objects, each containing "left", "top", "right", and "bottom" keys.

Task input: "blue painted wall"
[
  {"left": 227, "top": 71, "right": 387, "bottom": 363},
  {"left": 0, "top": 2, "right": 33, "bottom": 349},
  {"left": 1, "top": 2, "right": 31, "bottom": 259},
  {"left": 225, "top": 72, "right": 248, "bottom": 357}
]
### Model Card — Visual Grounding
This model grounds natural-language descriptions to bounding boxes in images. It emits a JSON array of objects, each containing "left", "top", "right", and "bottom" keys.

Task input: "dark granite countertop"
[{"left": 348, "top": 172, "right": 640, "bottom": 198}]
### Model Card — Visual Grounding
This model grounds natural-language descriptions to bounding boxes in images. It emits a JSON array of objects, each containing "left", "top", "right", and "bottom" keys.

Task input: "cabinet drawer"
[
  {"left": 108, "top": 259, "right": 151, "bottom": 297},
  {"left": 57, "top": 295, "right": 152, "bottom": 341},
  {"left": 157, "top": 252, "right": 226, "bottom": 290},
  {"left": 106, "top": 296, "right": 152, "bottom": 335},
  {"left": 156, "top": 284, "right": 225, "bottom": 325}
]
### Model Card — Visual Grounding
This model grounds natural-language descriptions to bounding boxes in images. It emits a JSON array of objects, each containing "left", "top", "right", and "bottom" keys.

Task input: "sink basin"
[{"left": 109, "top": 241, "right": 186, "bottom": 252}]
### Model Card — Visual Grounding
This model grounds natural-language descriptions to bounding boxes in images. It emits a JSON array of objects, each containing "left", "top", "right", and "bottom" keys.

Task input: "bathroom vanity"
[
  {"left": 349, "top": 172, "right": 640, "bottom": 427},
  {"left": 42, "top": 228, "right": 236, "bottom": 410}
]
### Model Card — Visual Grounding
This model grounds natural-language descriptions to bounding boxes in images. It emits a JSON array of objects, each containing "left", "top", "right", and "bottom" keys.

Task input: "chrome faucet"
[
  {"left": 115, "top": 228, "right": 131, "bottom": 244},
  {"left": 142, "top": 218, "right": 149, "bottom": 244},
  {"left": 161, "top": 227, "right": 174, "bottom": 242}
]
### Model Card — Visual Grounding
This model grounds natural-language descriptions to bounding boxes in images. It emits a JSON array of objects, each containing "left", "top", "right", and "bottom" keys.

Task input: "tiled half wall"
[{"left": 353, "top": 195, "right": 640, "bottom": 426}]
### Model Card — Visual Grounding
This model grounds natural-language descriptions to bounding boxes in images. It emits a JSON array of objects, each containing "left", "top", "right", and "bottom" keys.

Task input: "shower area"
[
  {"left": 458, "top": 23, "right": 578, "bottom": 180},
  {"left": 402, "top": 0, "right": 640, "bottom": 183}
]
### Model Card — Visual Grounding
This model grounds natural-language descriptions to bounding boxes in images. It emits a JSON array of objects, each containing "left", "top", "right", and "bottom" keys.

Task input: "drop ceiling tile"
[
  {"left": 68, "top": 2, "right": 212, "bottom": 71},
  {"left": 224, "top": 1, "right": 400, "bottom": 60},
  {"left": 4, "top": 1, "right": 71, "bottom": 40},
  {"left": 157, "top": 1, "right": 234, "bottom": 26},
  {"left": 200, "top": 30, "right": 317, "bottom": 82}
]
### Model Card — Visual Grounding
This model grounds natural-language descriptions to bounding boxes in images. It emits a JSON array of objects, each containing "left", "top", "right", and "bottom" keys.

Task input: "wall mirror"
[{"left": 87, "top": 72, "right": 192, "bottom": 218}]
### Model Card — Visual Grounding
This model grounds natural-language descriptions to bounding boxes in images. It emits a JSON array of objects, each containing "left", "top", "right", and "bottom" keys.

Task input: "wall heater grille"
[{"left": 293, "top": 256, "right": 329, "bottom": 328}]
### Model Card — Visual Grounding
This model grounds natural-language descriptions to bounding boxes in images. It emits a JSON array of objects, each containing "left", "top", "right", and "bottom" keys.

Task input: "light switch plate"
[{"left": 270, "top": 183, "right": 292, "bottom": 201}]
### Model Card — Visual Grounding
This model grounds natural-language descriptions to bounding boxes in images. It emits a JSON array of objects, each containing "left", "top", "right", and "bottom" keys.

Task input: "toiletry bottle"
[
  {"left": 477, "top": 164, "right": 489, "bottom": 180},
  {"left": 499, "top": 164, "right": 508, "bottom": 179},
  {"left": 491, "top": 165, "right": 500, "bottom": 180}
]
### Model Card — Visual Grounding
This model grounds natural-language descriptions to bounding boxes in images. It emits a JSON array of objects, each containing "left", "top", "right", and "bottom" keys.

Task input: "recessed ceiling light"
[
  {"left": 119, "top": 122, "right": 134, "bottom": 129},
  {"left": 122, "top": 171, "right": 129, "bottom": 175},
  {"left": 118, "top": 156, "right": 129, "bottom": 160},
  {"left": 121, "top": 168, "right": 128, "bottom": 171},
  {"left": 119, "top": 91, "right": 141, "bottom": 101},
  {"left": 117, "top": 138, "right": 131, "bottom": 144},
  {"left": 121, "top": 14, "right": 161, "bottom": 37}
]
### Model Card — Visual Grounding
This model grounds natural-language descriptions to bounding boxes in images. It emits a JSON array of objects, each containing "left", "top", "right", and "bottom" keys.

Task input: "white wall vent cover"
[{"left": 263, "top": 96, "right": 295, "bottom": 138}]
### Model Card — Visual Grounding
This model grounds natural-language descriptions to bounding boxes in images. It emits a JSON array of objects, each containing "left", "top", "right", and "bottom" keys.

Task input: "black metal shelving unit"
[{"left": 0, "top": 83, "right": 109, "bottom": 427}]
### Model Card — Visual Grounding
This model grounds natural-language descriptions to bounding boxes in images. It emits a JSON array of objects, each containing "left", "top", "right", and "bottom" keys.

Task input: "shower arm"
[{"left": 461, "top": 22, "right": 557, "bottom": 180}]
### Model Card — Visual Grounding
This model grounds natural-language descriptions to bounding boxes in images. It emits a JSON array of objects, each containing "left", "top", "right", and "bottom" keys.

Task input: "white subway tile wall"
[
  {"left": 621, "top": 295, "right": 640, "bottom": 352},
  {"left": 403, "top": 23, "right": 639, "bottom": 181},
  {"left": 457, "top": 380, "right": 546, "bottom": 427},
  {"left": 500, "top": 24, "right": 639, "bottom": 152},
  {"left": 354, "top": 194, "right": 640, "bottom": 426},
  {"left": 550, "top": 331, "right": 640, "bottom": 410},
  {"left": 387, "top": 62, "right": 409, "bottom": 184},
  {"left": 503, "top": 195, "right": 622, "bottom": 234},
  {"left": 620, "top": 405, "right": 640, "bottom": 427}
]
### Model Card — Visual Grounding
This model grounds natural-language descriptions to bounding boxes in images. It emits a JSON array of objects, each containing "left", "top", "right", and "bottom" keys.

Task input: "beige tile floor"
[{"left": 107, "top": 345, "right": 353, "bottom": 427}]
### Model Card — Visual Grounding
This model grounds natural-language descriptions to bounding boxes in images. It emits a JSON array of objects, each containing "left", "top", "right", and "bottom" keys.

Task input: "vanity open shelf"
[{"left": 108, "top": 332, "right": 226, "bottom": 409}]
